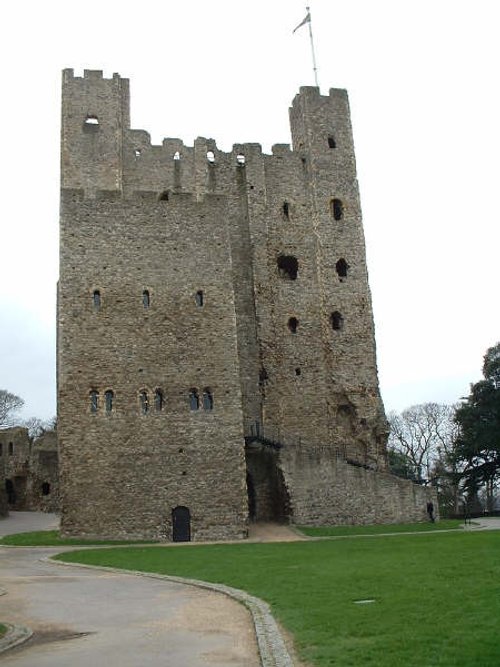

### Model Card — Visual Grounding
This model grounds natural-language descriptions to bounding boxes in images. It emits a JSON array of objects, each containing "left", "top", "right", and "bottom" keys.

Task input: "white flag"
[{"left": 293, "top": 11, "right": 311, "bottom": 34}]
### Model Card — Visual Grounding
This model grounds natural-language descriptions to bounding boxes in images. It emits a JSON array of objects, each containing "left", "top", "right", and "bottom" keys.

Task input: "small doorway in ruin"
[
  {"left": 246, "top": 472, "right": 256, "bottom": 521},
  {"left": 245, "top": 444, "right": 291, "bottom": 523},
  {"left": 5, "top": 479, "right": 15, "bottom": 505},
  {"left": 172, "top": 506, "right": 191, "bottom": 542}
]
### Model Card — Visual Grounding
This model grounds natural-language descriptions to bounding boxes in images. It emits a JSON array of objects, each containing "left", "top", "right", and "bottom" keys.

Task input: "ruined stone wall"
[
  {"left": 0, "top": 427, "right": 59, "bottom": 513},
  {"left": 27, "top": 431, "right": 59, "bottom": 513},
  {"left": 0, "top": 427, "right": 31, "bottom": 510},
  {"left": 278, "top": 444, "right": 437, "bottom": 525}
]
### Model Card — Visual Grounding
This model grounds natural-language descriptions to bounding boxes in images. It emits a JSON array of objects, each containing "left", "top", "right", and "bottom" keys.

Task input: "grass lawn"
[
  {"left": 55, "top": 530, "right": 500, "bottom": 666},
  {"left": 298, "top": 519, "right": 464, "bottom": 537},
  {"left": 0, "top": 623, "right": 7, "bottom": 638},
  {"left": 0, "top": 530, "right": 155, "bottom": 547}
]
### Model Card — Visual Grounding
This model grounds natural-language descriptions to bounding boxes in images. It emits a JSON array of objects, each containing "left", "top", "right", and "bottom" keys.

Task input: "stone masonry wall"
[
  {"left": 278, "top": 444, "right": 437, "bottom": 525},
  {"left": 58, "top": 69, "right": 423, "bottom": 539}
]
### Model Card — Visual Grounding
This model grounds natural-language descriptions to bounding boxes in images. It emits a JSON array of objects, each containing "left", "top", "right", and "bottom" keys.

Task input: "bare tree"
[
  {"left": 0, "top": 389, "right": 24, "bottom": 427},
  {"left": 22, "top": 416, "right": 57, "bottom": 440},
  {"left": 388, "top": 403, "right": 458, "bottom": 484}
]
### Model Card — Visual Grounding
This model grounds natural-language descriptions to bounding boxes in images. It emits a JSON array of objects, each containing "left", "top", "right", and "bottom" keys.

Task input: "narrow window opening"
[
  {"left": 8, "top": 442, "right": 13, "bottom": 456},
  {"left": 259, "top": 368, "right": 269, "bottom": 386},
  {"left": 93, "top": 290, "right": 101, "bottom": 310},
  {"left": 202, "top": 388, "right": 214, "bottom": 411},
  {"left": 295, "top": 368, "right": 301, "bottom": 376},
  {"left": 83, "top": 115, "right": 99, "bottom": 132},
  {"left": 332, "top": 198, "right": 344, "bottom": 221},
  {"left": 195, "top": 290, "right": 204, "bottom": 307},
  {"left": 159, "top": 190, "right": 169, "bottom": 201},
  {"left": 139, "top": 390, "right": 149, "bottom": 415},
  {"left": 288, "top": 317, "right": 298, "bottom": 333},
  {"left": 134, "top": 148, "right": 141, "bottom": 158},
  {"left": 89, "top": 390, "right": 99, "bottom": 414},
  {"left": 143, "top": 289, "right": 150, "bottom": 308},
  {"left": 336, "top": 258, "right": 348, "bottom": 279},
  {"left": 189, "top": 388, "right": 199, "bottom": 411},
  {"left": 236, "top": 154, "right": 246, "bottom": 166},
  {"left": 104, "top": 390, "right": 114, "bottom": 414},
  {"left": 41, "top": 482, "right": 51, "bottom": 496},
  {"left": 207, "top": 150, "right": 215, "bottom": 163},
  {"left": 173, "top": 151, "right": 181, "bottom": 160},
  {"left": 154, "top": 389, "right": 164, "bottom": 412},
  {"left": 277, "top": 255, "right": 299, "bottom": 281},
  {"left": 0, "top": 443, "right": 2, "bottom": 456},
  {"left": 328, "top": 136, "right": 336, "bottom": 148},
  {"left": 330, "top": 311, "right": 344, "bottom": 330},
  {"left": 283, "top": 202, "right": 290, "bottom": 219}
]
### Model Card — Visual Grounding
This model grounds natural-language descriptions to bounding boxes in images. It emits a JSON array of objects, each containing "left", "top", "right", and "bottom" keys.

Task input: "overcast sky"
[{"left": 1, "top": 0, "right": 499, "bottom": 421}]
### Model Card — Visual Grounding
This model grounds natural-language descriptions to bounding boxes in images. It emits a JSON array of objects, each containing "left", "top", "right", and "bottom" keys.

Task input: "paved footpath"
[{"left": 0, "top": 513, "right": 260, "bottom": 666}]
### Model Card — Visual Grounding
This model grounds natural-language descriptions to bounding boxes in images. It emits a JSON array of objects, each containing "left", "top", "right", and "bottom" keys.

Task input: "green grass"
[
  {"left": 298, "top": 519, "right": 464, "bottom": 537},
  {"left": 55, "top": 531, "right": 500, "bottom": 666},
  {"left": 0, "top": 530, "right": 156, "bottom": 547},
  {"left": 0, "top": 623, "right": 7, "bottom": 638}
]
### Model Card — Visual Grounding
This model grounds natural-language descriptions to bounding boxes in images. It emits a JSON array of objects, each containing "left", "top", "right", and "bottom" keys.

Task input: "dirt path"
[{"left": 0, "top": 513, "right": 261, "bottom": 666}]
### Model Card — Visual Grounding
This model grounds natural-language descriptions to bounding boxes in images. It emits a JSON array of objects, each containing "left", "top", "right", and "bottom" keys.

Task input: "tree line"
[
  {"left": 388, "top": 342, "right": 500, "bottom": 516},
  {"left": 0, "top": 390, "right": 55, "bottom": 438}
]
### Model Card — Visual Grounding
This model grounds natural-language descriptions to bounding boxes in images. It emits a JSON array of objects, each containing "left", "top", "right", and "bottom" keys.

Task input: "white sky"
[{"left": 1, "top": 0, "right": 499, "bottom": 421}]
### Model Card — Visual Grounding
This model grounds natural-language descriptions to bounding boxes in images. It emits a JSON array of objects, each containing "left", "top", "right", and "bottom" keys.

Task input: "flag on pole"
[{"left": 293, "top": 11, "right": 311, "bottom": 34}]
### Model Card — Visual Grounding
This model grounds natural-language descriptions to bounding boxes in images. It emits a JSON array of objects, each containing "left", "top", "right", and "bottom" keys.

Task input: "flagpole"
[{"left": 306, "top": 7, "right": 319, "bottom": 88}]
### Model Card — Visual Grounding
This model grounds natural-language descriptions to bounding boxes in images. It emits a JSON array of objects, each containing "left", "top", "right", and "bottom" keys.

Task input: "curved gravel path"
[{"left": 0, "top": 513, "right": 293, "bottom": 666}]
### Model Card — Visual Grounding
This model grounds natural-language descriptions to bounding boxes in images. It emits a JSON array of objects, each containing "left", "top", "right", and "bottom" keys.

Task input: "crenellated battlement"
[{"left": 63, "top": 68, "right": 126, "bottom": 83}]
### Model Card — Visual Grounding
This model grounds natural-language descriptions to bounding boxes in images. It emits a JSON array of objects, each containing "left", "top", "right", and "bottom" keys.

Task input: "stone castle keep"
[{"left": 58, "top": 69, "right": 434, "bottom": 541}]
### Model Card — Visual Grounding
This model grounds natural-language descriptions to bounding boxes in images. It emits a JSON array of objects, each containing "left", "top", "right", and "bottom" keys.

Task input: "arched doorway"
[{"left": 172, "top": 506, "right": 191, "bottom": 542}]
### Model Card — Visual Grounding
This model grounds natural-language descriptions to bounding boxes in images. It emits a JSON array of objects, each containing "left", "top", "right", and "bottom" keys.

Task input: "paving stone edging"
[
  {"left": 0, "top": 623, "right": 33, "bottom": 654},
  {"left": 44, "top": 557, "right": 295, "bottom": 667}
]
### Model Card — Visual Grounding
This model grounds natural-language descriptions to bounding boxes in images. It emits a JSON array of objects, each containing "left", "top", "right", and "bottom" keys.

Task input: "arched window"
[
  {"left": 207, "top": 150, "right": 215, "bottom": 163},
  {"left": 328, "top": 136, "right": 336, "bottom": 148},
  {"left": 41, "top": 482, "right": 51, "bottom": 496},
  {"left": 336, "top": 258, "right": 348, "bottom": 279},
  {"left": 143, "top": 290, "right": 150, "bottom": 308},
  {"left": 89, "top": 390, "right": 99, "bottom": 414},
  {"left": 154, "top": 389, "right": 164, "bottom": 412},
  {"left": 277, "top": 255, "right": 299, "bottom": 281},
  {"left": 139, "top": 390, "right": 149, "bottom": 415},
  {"left": 332, "top": 198, "right": 344, "bottom": 221},
  {"left": 104, "top": 390, "right": 114, "bottom": 414},
  {"left": 288, "top": 317, "right": 298, "bottom": 333},
  {"left": 236, "top": 154, "right": 246, "bottom": 166},
  {"left": 195, "top": 290, "right": 204, "bottom": 307},
  {"left": 173, "top": 151, "right": 181, "bottom": 160},
  {"left": 330, "top": 311, "right": 344, "bottom": 331},
  {"left": 202, "top": 388, "right": 214, "bottom": 411},
  {"left": 93, "top": 290, "right": 101, "bottom": 310},
  {"left": 189, "top": 388, "right": 199, "bottom": 411}
]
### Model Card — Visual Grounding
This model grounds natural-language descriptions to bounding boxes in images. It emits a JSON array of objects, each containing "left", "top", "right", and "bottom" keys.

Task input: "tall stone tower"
[{"left": 58, "top": 69, "right": 432, "bottom": 541}]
